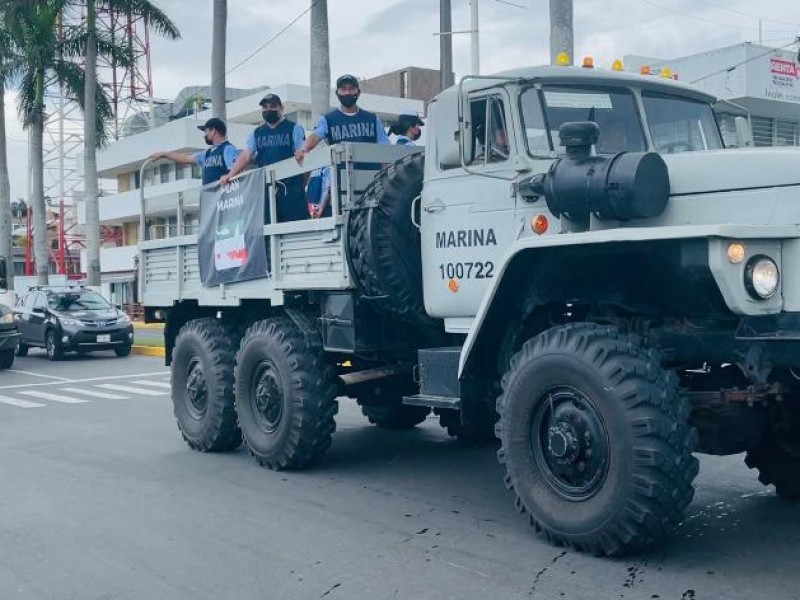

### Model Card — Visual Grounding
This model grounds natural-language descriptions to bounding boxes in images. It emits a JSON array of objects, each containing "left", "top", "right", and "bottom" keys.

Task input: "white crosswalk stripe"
[
  {"left": 0, "top": 395, "right": 46, "bottom": 408},
  {"left": 96, "top": 383, "right": 168, "bottom": 396},
  {"left": 18, "top": 390, "right": 90, "bottom": 404},
  {"left": 60, "top": 387, "right": 128, "bottom": 400},
  {"left": 130, "top": 380, "right": 171, "bottom": 389}
]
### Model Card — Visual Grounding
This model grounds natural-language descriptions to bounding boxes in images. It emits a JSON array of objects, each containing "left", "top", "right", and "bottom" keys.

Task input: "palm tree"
[
  {"left": 12, "top": 0, "right": 118, "bottom": 284},
  {"left": 211, "top": 0, "right": 226, "bottom": 120},
  {"left": 0, "top": 6, "right": 22, "bottom": 292},
  {"left": 83, "top": 0, "right": 179, "bottom": 287},
  {"left": 310, "top": 0, "right": 330, "bottom": 122}
]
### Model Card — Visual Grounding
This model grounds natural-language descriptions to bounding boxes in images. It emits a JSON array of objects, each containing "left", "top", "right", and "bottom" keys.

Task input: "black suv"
[
  {"left": 16, "top": 287, "right": 134, "bottom": 360},
  {"left": 0, "top": 302, "right": 19, "bottom": 369}
]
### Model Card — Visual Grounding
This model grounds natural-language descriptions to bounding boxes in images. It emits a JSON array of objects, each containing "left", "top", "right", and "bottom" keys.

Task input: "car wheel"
[
  {"left": 15, "top": 342, "right": 28, "bottom": 357},
  {"left": 45, "top": 330, "right": 63, "bottom": 361},
  {"left": 115, "top": 344, "right": 132, "bottom": 358}
]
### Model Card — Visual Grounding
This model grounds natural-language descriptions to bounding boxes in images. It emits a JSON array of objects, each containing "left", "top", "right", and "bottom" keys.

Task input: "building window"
[
  {"left": 775, "top": 119, "right": 798, "bottom": 146},
  {"left": 160, "top": 163, "right": 171, "bottom": 183},
  {"left": 191, "top": 164, "right": 202, "bottom": 179},
  {"left": 399, "top": 70, "right": 409, "bottom": 98}
]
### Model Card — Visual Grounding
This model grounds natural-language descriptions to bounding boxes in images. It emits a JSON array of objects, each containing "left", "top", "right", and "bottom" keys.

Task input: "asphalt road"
[{"left": 0, "top": 351, "right": 796, "bottom": 600}]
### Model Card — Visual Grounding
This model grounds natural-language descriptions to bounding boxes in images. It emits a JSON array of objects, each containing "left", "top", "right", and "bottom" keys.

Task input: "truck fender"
[{"left": 458, "top": 223, "right": 799, "bottom": 378}]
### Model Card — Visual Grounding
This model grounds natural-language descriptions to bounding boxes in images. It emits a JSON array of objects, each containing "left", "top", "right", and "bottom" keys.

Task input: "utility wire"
[
  {"left": 641, "top": 0, "right": 796, "bottom": 34},
  {"left": 691, "top": 38, "right": 799, "bottom": 84},
  {"left": 692, "top": 0, "right": 800, "bottom": 29},
  {"left": 222, "top": 0, "right": 321, "bottom": 82}
]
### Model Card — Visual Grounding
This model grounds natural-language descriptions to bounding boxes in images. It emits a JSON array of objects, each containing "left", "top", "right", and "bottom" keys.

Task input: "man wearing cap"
[
  {"left": 294, "top": 74, "right": 390, "bottom": 163},
  {"left": 389, "top": 112, "right": 424, "bottom": 146},
  {"left": 221, "top": 93, "right": 307, "bottom": 222},
  {"left": 150, "top": 117, "right": 237, "bottom": 186}
]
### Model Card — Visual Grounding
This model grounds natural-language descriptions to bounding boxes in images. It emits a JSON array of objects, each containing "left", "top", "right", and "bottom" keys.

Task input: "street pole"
[
  {"left": 549, "top": 0, "right": 574, "bottom": 65},
  {"left": 470, "top": 0, "right": 480, "bottom": 75},
  {"left": 440, "top": 0, "right": 454, "bottom": 89},
  {"left": 310, "top": 0, "right": 331, "bottom": 122}
]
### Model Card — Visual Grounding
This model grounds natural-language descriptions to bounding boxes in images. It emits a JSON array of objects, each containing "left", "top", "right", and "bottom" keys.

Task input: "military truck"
[{"left": 139, "top": 65, "right": 800, "bottom": 555}]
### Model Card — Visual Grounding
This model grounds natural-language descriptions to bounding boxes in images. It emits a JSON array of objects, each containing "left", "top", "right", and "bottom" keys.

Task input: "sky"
[{"left": 3, "top": 0, "right": 800, "bottom": 202}]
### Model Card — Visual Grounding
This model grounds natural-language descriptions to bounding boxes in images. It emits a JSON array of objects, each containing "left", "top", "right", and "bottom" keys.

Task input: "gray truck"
[{"left": 139, "top": 65, "right": 800, "bottom": 555}]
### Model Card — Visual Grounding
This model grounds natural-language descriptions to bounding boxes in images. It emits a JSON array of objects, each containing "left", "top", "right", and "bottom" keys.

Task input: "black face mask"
[
  {"left": 263, "top": 110, "right": 280, "bottom": 124},
  {"left": 203, "top": 135, "right": 213, "bottom": 145},
  {"left": 411, "top": 128, "right": 422, "bottom": 141},
  {"left": 337, "top": 93, "right": 359, "bottom": 108}
]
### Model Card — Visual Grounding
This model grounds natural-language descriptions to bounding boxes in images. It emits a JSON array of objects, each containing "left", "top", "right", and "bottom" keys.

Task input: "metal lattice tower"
[{"left": 38, "top": 5, "right": 153, "bottom": 275}]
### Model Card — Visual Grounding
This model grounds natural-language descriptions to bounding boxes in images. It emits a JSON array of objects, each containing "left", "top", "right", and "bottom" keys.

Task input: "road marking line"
[
  {"left": 18, "top": 390, "right": 89, "bottom": 404},
  {"left": 97, "top": 383, "right": 168, "bottom": 396},
  {"left": 7, "top": 369, "right": 73, "bottom": 382},
  {"left": 0, "top": 371, "right": 170, "bottom": 391},
  {"left": 61, "top": 387, "right": 128, "bottom": 400},
  {"left": 0, "top": 395, "right": 46, "bottom": 408},
  {"left": 129, "top": 380, "right": 171, "bottom": 389}
]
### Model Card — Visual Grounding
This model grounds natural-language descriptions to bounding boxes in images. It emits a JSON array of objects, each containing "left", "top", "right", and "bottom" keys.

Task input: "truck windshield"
[
  {"left": 521, "top": 85, "right": 646, "bottom": 155},
  {"left": 642, "top": 92, "right": 723, "bottom": 153}
]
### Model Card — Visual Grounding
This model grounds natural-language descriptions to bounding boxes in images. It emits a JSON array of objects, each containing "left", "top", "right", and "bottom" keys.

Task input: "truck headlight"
[{"left": 745, "top": 256, "right": 780, "bottom": 300}]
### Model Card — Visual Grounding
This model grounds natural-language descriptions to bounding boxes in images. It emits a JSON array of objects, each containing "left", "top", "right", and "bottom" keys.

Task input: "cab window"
[
  {"left": 642, "top": 92, "right": 723, "bottom": 153},
  {"left": 525, "top": 85, "right": 646, "bottom": 155},
  {"left": 469, "top": 95, "right": 509, "bottom": 166}
]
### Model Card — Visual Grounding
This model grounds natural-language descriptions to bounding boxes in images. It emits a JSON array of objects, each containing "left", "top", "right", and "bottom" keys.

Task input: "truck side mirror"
[
  {"left": 0, "top": 257, "right": 7, "bottom": 292},
  {"left": 734, "top": 116, "right": 753, "bottom": 148}
]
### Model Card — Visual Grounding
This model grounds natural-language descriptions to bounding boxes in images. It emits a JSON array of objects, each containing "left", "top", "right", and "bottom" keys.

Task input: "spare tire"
[{"left": 346, "top": 152, "right": 430, "bottom": 327}]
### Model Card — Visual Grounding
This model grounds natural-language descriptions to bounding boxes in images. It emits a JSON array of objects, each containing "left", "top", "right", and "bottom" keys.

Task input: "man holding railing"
[{"left": 220, "top": 94, "right": 307, "bottom": 222}]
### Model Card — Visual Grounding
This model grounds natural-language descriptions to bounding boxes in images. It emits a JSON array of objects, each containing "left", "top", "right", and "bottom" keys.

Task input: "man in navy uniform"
[
  {"left": 294, "top": 74, "right": 389, "bottom": 163},
  {"left": 389, "top": 112, "right": 424, "bottom": 146},
  {"left": 150, "top": 117, "right": 237, "bottom": 186},
  {"left": 221, "top": 93, "right": 307, "bottom": 221}
]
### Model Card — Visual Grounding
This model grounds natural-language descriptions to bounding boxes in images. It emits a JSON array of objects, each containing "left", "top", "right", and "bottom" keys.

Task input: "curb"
[
  {"left": 133, "top": 322, "right": 165, "bottom": 330},
  {"left": 132, "top": 345, "right": 165, "bottom": 358}
]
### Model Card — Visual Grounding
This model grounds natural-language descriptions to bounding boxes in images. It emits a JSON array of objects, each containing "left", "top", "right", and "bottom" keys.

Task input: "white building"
[
  {"left": 626, "top": 43, "right": 800, "bottom": 147},
  {"left": 79, "top": 83, "right": 424, "bottom": 305}
]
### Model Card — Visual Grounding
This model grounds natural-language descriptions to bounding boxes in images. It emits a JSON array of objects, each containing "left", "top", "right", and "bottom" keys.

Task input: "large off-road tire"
[
  {"left": 0, "top": 349, "right": 14, "bottom": 369},
  {"left": 496, "top": 323, "right": 699, "bottom": 556},
  {"left": 346, "top": 152, "right": 430, "bottom": 327},
  {"left": 361, "top": 404, "right": 430, "bottom": 429},
  {"left": 745, "top": 435, "right": 800, "bottom": 500},
  {"left": 235, "top": 317, "right": 338, "bottom": 470},
  {"left": 171, "top": 318, "right": 242, "bottom": 452}
]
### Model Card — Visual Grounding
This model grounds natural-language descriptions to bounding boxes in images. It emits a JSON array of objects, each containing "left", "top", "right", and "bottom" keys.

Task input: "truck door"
[{"left": 421, "top": 90, "right": 519, "bottom": 321}]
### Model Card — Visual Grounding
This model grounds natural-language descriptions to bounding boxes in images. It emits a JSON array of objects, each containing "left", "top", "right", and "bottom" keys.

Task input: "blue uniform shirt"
[
  {"left": 246, "top": 120, "right": 305, "bottom": 161},
  {"left": 394, "top": 135, "right": 414, "bottom": 146},
  {"left": 194, "top": 141, "right": 238, "bottom": 185},
  {"left": 313, "top": 109, "right": 390, "bottom": 145}
]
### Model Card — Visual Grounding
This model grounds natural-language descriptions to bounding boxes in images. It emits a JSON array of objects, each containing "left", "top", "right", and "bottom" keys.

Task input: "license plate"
[{"left": 97, "top": 334, "right": 111, "bottom": 343}]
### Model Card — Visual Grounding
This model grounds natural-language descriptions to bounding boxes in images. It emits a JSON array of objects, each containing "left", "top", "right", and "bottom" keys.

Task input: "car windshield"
[
  {"left": 642, "top": 92, "right": 723, "bottom": 153},
  {"left": 521, "top": 85, "right": 646, "bottom": 155},
  {"left": 47, "top": 290, "right": 110, "bottom": 312}
]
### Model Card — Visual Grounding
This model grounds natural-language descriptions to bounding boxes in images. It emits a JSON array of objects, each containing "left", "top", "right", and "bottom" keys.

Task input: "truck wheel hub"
[
  {"left": 252, "top": 360, "right": 283, "bottom": 432},
  {"left": 185, "top": 357, "right": 208, "bottom": 418},
  {"left": 532, "top": 387, "right": 610, "bottom": 500}
]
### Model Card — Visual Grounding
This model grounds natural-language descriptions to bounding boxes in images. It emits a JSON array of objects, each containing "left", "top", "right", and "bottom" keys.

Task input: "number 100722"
[{"left": 439, "top": 261, "right": 494, "bottom": 280}]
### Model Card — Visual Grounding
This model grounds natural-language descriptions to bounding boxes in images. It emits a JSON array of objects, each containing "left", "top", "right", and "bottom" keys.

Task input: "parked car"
[
  {"left": 15, "top": 286, "right": 134, "bottom": 360},
  {"left": 0, "top": 302, "right": 19, "bottom": 369}
]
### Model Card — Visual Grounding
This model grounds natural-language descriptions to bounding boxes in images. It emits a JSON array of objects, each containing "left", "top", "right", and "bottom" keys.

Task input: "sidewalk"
[{"left": 133, "top": 322, "right": 165, "bottom": 358}]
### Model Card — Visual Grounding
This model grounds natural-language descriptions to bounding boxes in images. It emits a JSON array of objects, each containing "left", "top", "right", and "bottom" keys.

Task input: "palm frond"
[{"left": 101, "top": 0, "right": 181, "bottom": 40}]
